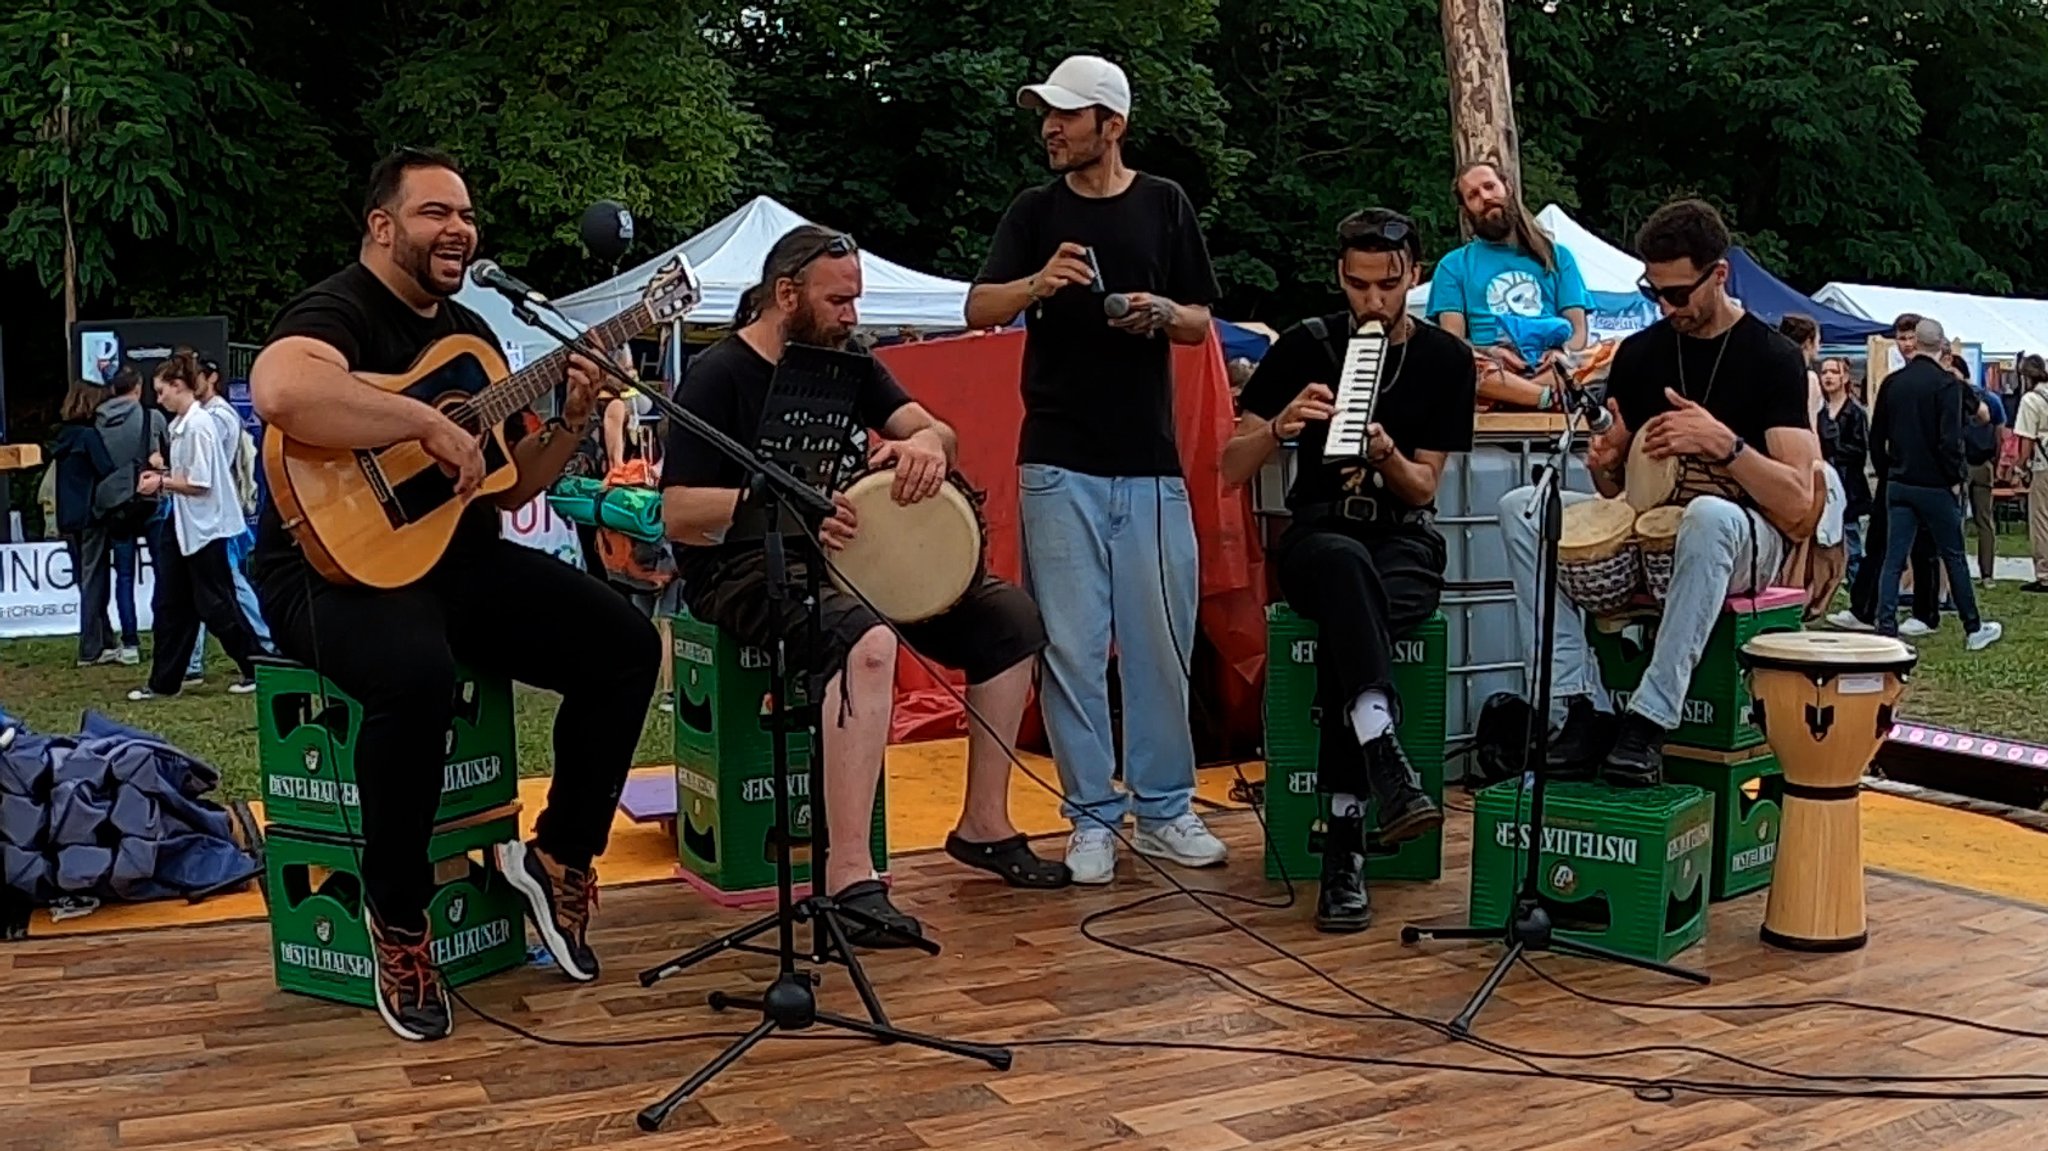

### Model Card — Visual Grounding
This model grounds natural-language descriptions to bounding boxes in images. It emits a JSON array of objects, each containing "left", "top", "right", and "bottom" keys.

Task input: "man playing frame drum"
[
  {"left": 1222, "top": 208, "right": 1477, "bottom": 931},
  {"left": 1739, "top": 630, "right": 1915, "bottom": 951},
  {"left": 1501, "top": 199, "right": 1823, "bottom": 786},
  {"left": 662, "top": 226, "right": 1071, "bottom": 947}
]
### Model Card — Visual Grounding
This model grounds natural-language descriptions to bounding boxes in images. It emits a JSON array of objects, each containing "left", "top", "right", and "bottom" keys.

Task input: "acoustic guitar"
[{"left": 262, "top": 256, "right": 699, "bottom": 588}]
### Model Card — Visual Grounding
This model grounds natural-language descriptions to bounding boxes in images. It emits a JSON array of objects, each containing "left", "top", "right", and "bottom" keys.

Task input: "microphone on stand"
[{"left": 469, "top": 259, "right": 552, "bottom": 308}]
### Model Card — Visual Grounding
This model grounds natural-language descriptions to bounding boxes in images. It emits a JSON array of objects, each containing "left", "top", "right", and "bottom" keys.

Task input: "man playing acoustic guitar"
[{"left": 249, "top": 148, "right": 661, "bottom": 1043}]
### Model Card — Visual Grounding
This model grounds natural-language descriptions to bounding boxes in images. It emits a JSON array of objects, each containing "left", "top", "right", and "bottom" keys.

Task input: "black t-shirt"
[
  {"left": 1237, "top": 315, "right": 1476, "bottom": 512},
  {"left": 1606, "top": 312, "right": 1810, "bottom": 502},
  {"left": 253, "top": 262, "right": 518, "bottom": 578},
  {"left": 659, "top": 334, "right": 912, "bottom": 578},
  {"left": 973, "top": 172, "right": 1221, "bottom": 477}
]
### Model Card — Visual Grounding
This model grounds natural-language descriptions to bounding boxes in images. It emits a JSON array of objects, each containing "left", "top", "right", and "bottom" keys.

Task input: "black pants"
[
  {"left": 147, "top": 530, "right": 259, "bottom": 695},
  {"left": 64, "top": 526, "right": 113, "bottom": 662},
  {"left": 1851, "top": 480, "right": 1937, "bottom": 626},
  {"left": 1275, "top": 524, "right": 1445, "bottom": 797},
  {"left": 256, "top": 538, "right": 662, "bottom": 931}
]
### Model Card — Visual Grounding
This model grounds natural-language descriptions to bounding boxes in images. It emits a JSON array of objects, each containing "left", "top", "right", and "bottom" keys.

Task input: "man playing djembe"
[
  {"left": 1222, "top": 208, "right": 1477, "bottom": 931},
  {"left": 1501, "top": 199, "right": 1822, "bottom": 786}
]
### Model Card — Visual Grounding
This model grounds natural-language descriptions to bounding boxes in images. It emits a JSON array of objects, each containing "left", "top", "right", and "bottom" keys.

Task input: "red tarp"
[{"left": 872, "top": 327, "right": 1268, "bottom": 750}]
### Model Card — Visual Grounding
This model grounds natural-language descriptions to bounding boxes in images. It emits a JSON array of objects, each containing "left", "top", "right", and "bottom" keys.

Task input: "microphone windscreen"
[
  {"left": 581, "top": 201, "right": 634, "bottom": 263},
  {"left": 1104, "top": 293, "right": 1131, "bottom": 318}
]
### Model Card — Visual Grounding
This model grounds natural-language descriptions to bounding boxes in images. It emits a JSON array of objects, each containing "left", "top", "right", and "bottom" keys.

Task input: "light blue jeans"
[
  {"left": 1018, "top": 464, "right": 1200, "bottom": 829},
  {"left": 1501, "top": 489, "right": 1784, "bottom": 731}
]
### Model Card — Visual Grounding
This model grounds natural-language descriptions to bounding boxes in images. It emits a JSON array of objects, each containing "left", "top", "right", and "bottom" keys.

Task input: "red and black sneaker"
[
  {"left": 498, "top": 839, "right": 599, "bottom": 982},
  {"left": 370, "top": 916, "right": 451, "bottom": 1041}
]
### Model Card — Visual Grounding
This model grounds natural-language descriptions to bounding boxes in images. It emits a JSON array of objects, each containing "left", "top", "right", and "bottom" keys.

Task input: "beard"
[
  {"left": 786, "top": 301, "right": 849, "bottom": 348},
  {"left": 1049, "top": 137, "right": 1106, "bottom": 175},
  {"left": 394, "top": 231, "right": 465, "bottom": 297},
  {"left": 1469, "top": 207, "right": 1513, "bottom": 242}
]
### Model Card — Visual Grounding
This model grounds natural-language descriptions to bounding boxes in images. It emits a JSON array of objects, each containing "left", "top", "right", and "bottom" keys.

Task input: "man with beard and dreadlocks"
[
  {"left": 249, "top": 148, "right": 660, "bottom": 1042},
  {"left": 661, "top": 225, "right": 1071, "bottom": 942},
  {"left": 1426, "top": 160, "right": 1593, "bottom": 412}
]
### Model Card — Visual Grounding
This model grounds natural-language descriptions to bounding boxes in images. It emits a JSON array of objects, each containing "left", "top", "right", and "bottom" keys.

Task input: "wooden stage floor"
[{"left": 6, "top": 809, "right": 2048, "bottom": 1150}]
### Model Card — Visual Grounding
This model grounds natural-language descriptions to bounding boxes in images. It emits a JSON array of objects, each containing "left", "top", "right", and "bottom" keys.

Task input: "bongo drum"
[
  {"left": 1739, "top": 631, "right": 1916, "bottom": 952},
  {"left": 827, "top": 468, "right": 987, "bottom": 623},
  {"left": 1633, "top": 505, "right": 1683, "bottom": 603},
  {"left": 1625, "top": 433, "right": 1679, "bottom": 513},
  {"left": 1558, "top": 498, "right": 1640, "bottom": 616}
]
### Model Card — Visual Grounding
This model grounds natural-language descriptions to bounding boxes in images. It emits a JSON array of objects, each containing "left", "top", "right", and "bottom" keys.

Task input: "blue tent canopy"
[
  {"left": 1216, "top": 319, "right": 1273, "bottom": 363},
  {"left": 1725, "top": 248, "right": 1887, "bottom": 345}
]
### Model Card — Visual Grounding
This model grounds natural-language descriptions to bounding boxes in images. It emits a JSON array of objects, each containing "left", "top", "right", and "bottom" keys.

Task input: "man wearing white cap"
[{"left": 966, "top": 54, "right": 1226, "bottom": 885}]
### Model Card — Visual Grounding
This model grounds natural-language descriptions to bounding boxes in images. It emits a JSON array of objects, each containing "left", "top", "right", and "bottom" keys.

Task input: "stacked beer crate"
[{"left": 256, "top": 658, "right": 525, "bottom": 1006}]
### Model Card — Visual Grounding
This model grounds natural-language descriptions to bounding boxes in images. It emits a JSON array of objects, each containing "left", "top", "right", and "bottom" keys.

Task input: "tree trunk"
[
  {"left": 1441, "top": 0, "right": 1520, "bottom": 229},
  {"left": 60, "top": 70, "right": 77, "bottom": 335}
]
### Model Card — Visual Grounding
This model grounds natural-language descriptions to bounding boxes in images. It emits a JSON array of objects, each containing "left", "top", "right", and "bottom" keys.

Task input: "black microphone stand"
[
  {"left": 1400, "top": 387, "right": 1708, "bottom": 1033},
  {"left": 504, "top": 298, "right": 1010, "bottom": 1129}
]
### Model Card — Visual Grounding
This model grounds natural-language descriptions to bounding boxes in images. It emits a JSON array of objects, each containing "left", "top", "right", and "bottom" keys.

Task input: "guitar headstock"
[{"left": 642, "top": 255, "right": 701, "bottom": 324}]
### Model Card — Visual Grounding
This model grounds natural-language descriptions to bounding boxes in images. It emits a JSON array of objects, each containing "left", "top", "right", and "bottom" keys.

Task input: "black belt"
[{"left": 1293, "top": 496, "right": 1434, "bottom": 530}]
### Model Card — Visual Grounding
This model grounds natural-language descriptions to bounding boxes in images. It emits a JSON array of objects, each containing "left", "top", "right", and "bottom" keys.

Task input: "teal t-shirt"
[{"left": 1425, "top": 238, "right": 1592, "bottom": 350}]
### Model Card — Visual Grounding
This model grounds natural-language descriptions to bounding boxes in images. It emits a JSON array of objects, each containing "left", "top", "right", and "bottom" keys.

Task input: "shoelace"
[
  {"left": 558, "top": 867, "right": 598, "bottom": 940},
  {"left": 378, "top": 932, "right": 438, "bottom": 1008}
]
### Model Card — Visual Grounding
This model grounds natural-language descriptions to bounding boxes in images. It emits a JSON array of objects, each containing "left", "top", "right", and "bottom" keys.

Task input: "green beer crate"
[
  {"left": 1585, "top": 589, "right": 1805, "bottom": 752},
  {"left": 671, "top": 610, "right": 814, "bottom": 764},
  {"left": 1664, "top": 745, "right": 1783, "bottom": 900},
  {"left": 675, "top": 743, "right": 889, "bottom": 897},
  {"left": 1262, "top": 605, "right": 1447, "bottom": 883},
  {"left": 256, "top": 657, "right": 518, "bottom": 835},
  {"left": 1469, "top": 779, "right": 1713, "bottom": 963},
  {"left": 266, "top": 812, "right": 527, "bottom": 1008}
]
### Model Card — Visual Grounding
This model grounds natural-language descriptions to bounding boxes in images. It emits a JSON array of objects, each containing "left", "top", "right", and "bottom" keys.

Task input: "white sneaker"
[
  {"left": 1134, "top": 812, "right": 1228, "bottom": 869},
  {"left": 117, "top": 646, "right": 140, "bottom": 666},
  {"left": 1966, "top": 621, "right": 2003, "bottom": 652},
  {"left": 1065, "top": 826, "right": 1118, "bottom": 885},
  {"left": 1899, "top": 618, "right": 1935, "bottom": 638},
  {"left": 1826, "top": 610, "right": 1874, "bottom": 632}
]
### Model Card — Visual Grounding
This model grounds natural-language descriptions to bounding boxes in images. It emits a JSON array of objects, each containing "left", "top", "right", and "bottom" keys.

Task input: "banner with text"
[{"left": 0, "top": 542, "right": 157, "bottom": 639}]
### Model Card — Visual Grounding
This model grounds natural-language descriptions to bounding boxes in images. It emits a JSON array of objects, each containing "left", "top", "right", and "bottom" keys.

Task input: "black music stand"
[{"left": 1399, "top": 394, "right": 1709, "bottom": 1032}]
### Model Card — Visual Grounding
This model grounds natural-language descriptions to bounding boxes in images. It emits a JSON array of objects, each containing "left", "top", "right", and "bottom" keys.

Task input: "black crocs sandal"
[
  {"left": 945, "top": 833, "right": 1072, "bottom": 889},
  {"left": 832, "top": 879, "right": 926, "bottom": 949}
]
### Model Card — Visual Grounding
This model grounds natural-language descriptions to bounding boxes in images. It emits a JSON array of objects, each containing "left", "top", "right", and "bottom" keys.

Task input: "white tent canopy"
[
  {"left": 1812, "top": 282, "right": 2048, "bottom": 360},
  {"left": 552, "top": 195, "right": 972, "bottom": 334},
  {"left": 1408, "top": 204, "right": 1657, "bottom": 340}
]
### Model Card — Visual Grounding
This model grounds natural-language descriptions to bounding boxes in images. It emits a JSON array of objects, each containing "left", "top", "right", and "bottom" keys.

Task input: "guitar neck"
[{"left": 467, "top": 302, "right": 654, "bottom": 429}]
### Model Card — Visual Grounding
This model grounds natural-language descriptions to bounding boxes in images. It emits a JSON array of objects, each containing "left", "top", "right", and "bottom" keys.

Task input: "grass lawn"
[{"left": 0, "top": 637, "right": 673, "bottom": 802}]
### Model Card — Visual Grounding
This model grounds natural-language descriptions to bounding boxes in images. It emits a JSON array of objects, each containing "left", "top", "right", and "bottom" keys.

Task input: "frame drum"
[
  {"left": 827, "top": 469, "right": 985, "bottom": 623},
  {"left": 1739, "top": 631, "right": 1917, "bottom": 952}
]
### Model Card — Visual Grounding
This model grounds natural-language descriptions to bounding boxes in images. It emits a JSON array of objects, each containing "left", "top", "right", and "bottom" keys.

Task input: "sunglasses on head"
[
  {"left": 1340, "top": 217, "right": 1415, "bottom": 252},
  {"left": 783, "top": 232, "right": 858, "bottom": 280},
  {"left": 1637, "top": 263, "right": 1719, "bottom": 307}
]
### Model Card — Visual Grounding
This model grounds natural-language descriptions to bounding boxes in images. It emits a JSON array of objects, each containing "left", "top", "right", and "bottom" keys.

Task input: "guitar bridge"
[{"left": 356, "top": 450, "right": 408, "bottom": 530}]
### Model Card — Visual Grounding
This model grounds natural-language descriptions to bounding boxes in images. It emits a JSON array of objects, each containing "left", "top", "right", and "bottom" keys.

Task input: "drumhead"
[
  {"left": 828, "top": 470, "right": 983, "bottom": 623},
  {"left": 1625, "top": 434, "right": 1679, "bottom": 512},
  {"left": 1740, "top": 630, "right": 1918, "bottom": 674},
  {"left": 1634, "top": 504, "right": 1683, "bottom": 543},
  {"left": 1559, "top": 498, "right": 1635, "bottom": 559}
]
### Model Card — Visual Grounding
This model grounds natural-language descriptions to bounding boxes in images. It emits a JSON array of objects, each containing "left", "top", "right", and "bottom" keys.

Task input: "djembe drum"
[
  {"left": 1739, "top": 631, "right": 1916, "bottom": 951},
  {"left": 827, "top": 466, "right": 987, "bottom": 623}
]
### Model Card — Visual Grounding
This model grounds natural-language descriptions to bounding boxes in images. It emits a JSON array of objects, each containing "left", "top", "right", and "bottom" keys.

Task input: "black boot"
[
  {"left": 1363, "top": 733, "right": 1443, "bottom": 845},
  {"left": 1316, "top": 810, "right": 1371, "bottom": 933},
  {"left": 1544, "top": 696, "right": 1603, "bottom": 781},
  {"left": 1602, "top": 713, "right": 1666, "bottom": 787}
]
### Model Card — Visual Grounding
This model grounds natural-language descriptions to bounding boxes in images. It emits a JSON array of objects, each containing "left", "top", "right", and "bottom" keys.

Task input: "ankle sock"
[
  {"left": 1348, "top": 689, "right": 1394, "bottom": 744},
  {"left": 1330, "top": 792, "right": 1365, "bottom": 819}
]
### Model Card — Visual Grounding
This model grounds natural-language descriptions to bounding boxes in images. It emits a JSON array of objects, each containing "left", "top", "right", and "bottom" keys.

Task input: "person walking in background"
[
  {"left": 50, "top": 380, "right": 117, "bottom": 666},
  {"left": 92, "top": 367, "right": 165, "bottom": 665},
  {"left": 1951, "top": 352, "right": 2004, "bottom": 588},
  {"left": 1870, "top": 319, "right": 2002, "bottom": 650},
  {"left": 2013, "top": 354, "right": 2048, "bottom": 593},
  {"left": 1817, "top": 355, "right": 1871, "bottom": 581},
  {"left": 182, "top": 358, "right": 274, "bottom": 682},
  {"left": 128, "top": 353, "right": 261, "bottom": 699}
]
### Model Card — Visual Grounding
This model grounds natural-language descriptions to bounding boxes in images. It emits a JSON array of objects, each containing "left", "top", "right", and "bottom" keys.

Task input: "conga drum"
[
  {"left": 1633, "top": 505, "right": 1683, "bottom": 603},
  {"left": 827, "top": 467, "right": 987, "bottom": 623},
  {"left": 1558, "top": 498, "right": 1640, "bottom": 616},
  {"left": 1739, "top": 631, "right": 1916, "bottom": 951}
]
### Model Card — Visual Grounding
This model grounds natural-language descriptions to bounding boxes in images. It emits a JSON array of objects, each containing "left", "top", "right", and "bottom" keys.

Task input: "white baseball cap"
[{"left": 1017, "top": 55, "right": 1131, "bottom": 118}]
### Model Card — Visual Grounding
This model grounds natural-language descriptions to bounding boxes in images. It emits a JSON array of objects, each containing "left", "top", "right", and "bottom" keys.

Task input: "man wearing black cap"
[
  {"left": 1222, "top": 209, "right": 1475, "bottom": 930},
  {"left": 965, "top": 54, "right": 1226, "bottom": 886}
]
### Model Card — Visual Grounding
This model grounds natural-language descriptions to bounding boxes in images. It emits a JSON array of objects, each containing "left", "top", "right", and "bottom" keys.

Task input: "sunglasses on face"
[{"left": 1637, "top": 263, "right": 1718, "bottom": 307}]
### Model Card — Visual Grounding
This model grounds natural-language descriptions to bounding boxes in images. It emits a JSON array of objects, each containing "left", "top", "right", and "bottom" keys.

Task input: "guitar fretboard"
[{"left": 462, "top": 303, "right": 655, "bottom": 430}]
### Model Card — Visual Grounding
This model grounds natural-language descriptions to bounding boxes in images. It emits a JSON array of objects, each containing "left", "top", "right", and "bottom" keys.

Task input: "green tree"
[{"left": 370, "top": 0, "right": 762, "bottom": 290}]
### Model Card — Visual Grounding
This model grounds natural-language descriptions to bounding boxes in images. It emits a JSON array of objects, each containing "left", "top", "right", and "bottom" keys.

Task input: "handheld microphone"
[
  {"left": 1104, "top": 293, "right": 1131, "bottom": 318},
  {"left": 469, "top": 259, "right": 550, "bottom": 307}
]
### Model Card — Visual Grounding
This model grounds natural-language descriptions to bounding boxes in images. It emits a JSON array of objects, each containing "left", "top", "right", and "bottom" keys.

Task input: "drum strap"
[{"left": 1782, "top": 782, "right": 1861, "bottom": 802}]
